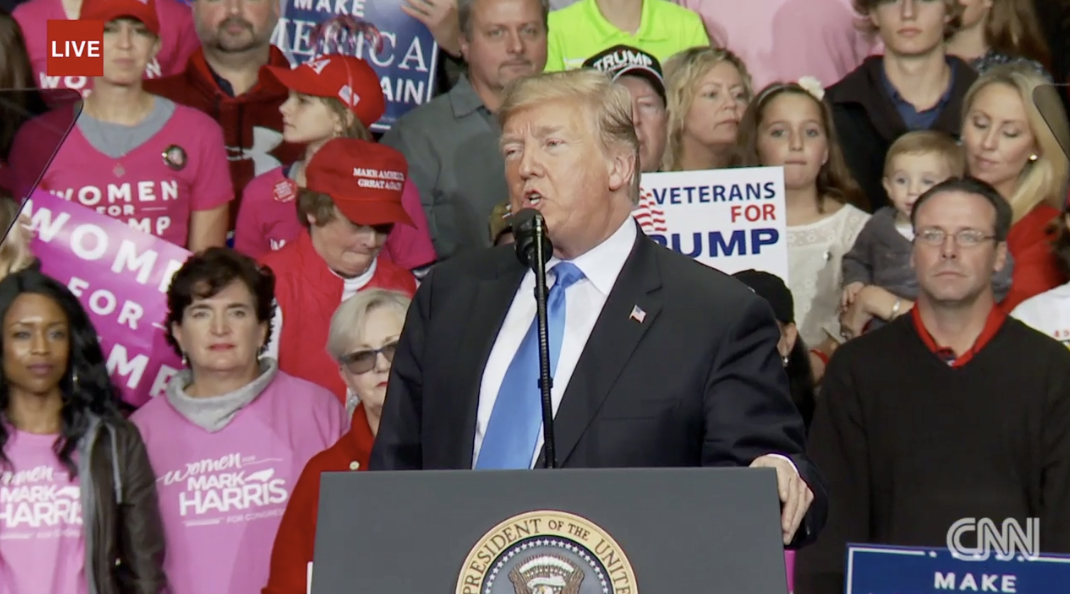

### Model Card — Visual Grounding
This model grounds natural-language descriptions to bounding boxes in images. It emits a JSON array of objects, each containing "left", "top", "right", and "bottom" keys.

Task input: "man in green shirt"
[{"left": 545, "top": 0, "right": 710, "bottom": 71}]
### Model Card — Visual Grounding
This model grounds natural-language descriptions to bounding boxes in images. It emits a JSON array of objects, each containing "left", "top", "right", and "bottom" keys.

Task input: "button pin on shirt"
[
  {"left": 163, "top": 145, "right": 187, "bottom": 171},
  {"left": 349, "top": 461, "right": 360, "bottom": 470}
]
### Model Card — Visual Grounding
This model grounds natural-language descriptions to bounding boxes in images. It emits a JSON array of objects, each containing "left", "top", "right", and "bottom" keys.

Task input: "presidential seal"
[{"left": 456, "top": 510, "right": 638, "bottom": 594}]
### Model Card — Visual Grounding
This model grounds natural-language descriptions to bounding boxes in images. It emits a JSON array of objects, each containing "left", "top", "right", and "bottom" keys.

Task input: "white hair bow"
[{"left": 797, "top": 76, "right": 825, "bottom": 101}]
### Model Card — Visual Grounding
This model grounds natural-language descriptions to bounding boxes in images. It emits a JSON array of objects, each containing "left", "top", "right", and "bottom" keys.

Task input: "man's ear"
[
  {"left": 993, "top": 241, "right": 1009, "bottom": 273},
  {"left": 782, "top": 322, "right": 799, "bottom": 357},
  {"left": 459, "top": 30, "right": 472, "bottom": 63},
  {"left": 608, "top": 150, "right": 637, "bottom": 193}
]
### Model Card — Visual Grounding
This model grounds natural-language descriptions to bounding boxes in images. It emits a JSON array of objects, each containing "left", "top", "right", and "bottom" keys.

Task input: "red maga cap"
[
  {"left": 305, "top": 138, "right": 414, "bottom": 228},
  {"left": 262, "top": 55, "right": 386, "bottom": 129},
  {"left": 80, "top": 0, "right": 160, "bottom": 36}
]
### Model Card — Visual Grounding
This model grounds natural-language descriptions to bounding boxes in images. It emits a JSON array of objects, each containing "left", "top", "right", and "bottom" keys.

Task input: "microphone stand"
[{"left": 531, "top": 215, "right": 556, "bottom": 469}]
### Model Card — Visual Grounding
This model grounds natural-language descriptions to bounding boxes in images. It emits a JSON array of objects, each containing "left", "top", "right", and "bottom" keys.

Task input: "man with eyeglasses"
[
  {"left": 795, "top": 176, "right": 1070, "bottom": 594},
  {"left": 581, "top": 45, "right": 669, "bottom": 173}
]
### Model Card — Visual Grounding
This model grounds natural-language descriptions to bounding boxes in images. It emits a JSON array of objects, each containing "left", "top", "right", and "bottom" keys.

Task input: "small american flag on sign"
[
  {"left": 629, "top": 305, "right": 646, "bottom": 323},
  {"left": 632, "top": 188, "right": 668, "bottom": 233}
]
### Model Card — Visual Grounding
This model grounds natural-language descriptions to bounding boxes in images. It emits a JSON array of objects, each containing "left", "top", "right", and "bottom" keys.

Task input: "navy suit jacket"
[{"left": 371, "top": 223, "right": 829, "bottom": 547}]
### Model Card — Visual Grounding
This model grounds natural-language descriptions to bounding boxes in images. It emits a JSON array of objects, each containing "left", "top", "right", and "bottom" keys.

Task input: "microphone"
[
  {"left": 509, "top": 208, "right": 558, "bottom": 469},
  {"left": 510, "top": 208, "right": 552, "bottom": 270}
]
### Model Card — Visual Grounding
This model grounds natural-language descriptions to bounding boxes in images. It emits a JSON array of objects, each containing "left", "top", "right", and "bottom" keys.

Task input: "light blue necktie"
[{"left": 476, "top": 262, "right": 585, "bottom": 469}]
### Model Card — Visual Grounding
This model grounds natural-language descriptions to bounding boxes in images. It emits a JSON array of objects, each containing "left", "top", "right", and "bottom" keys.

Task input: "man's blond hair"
[{"left": 498, "top": 70, "right": 641, "bottom": 204}]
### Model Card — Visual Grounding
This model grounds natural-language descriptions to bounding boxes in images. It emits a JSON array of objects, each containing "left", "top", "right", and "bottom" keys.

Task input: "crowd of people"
[{"left": 0, "top": 0, "right": 1068, "bottom": 592}]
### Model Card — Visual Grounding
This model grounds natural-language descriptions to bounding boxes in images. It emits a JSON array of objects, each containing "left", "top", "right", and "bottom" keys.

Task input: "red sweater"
[
  {"left": 1001, "top": 205, "right": 1065, "bottom": 312},
  {"left": 143, "top": 47, "right": 304, "bottom": 224},
  {"left": 262, "top": 409, "right": 372, "bottom": 594},
  {"left": 261, "top": 230, "right": 416, "bottom": 402}
]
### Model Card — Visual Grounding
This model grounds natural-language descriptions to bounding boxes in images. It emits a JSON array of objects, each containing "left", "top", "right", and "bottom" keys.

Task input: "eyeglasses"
[
  {"left": 340, "top": 341, "right": 397, "bottom": 374},
  {"left": 915, "top": 228, "right": 996, "bottom": 247}
]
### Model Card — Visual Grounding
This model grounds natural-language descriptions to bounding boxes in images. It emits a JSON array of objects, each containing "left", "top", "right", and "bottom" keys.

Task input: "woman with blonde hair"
[
  {"left": 959, "top": 64, "right": 1066, "bottom": 310},
  {"left": 841, "top": 64, "right": 1069, "bottom": 316},
  {"left": 662, "top": 46, "right": 753, "bottom": 172},
  {"left": 736, "top": 80, "right": 870, "bottom": 381},
  {"left": 0, "top": 196, "right": 34, "bottom": 278},
  {"left": 946, "top": 0, "right": 1051, "bottom": 77}
]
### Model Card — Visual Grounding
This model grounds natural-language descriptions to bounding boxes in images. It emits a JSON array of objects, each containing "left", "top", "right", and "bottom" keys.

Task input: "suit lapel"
[
  {"left": 448, "top": 252, "right": 526, "bottom": 467},
  {"left": 545, "top": 233, "right": 663, "bottom": 467}
]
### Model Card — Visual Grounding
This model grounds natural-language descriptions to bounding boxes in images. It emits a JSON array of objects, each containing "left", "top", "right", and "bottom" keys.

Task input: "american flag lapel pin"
[{"left": 629, "top": 305, "right": 646, "bottom": 323}]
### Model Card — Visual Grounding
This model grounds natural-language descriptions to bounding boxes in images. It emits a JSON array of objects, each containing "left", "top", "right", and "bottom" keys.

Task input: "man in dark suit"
[{"left": 370, "top": 69, "right": 828, "bottom": 547}]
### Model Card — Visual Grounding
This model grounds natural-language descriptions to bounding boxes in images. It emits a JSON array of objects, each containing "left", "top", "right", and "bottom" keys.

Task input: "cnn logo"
[
  {"left": 947, "top": 517, "right": 1040, "bottom": 562},
  {"left": 46, "top": 20, "right": 104, "bottom": 77}
]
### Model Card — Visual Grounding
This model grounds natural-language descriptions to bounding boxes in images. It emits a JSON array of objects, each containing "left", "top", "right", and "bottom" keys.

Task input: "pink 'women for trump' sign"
[{"left": 21, "top": 190, "right": 188, "bottom": 407}]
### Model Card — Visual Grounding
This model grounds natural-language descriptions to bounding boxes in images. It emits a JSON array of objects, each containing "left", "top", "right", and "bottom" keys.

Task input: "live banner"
[
  {"left": 271, "top": 0, "right": 440, "bottom": 132},
  {"left": 22, "top": 190, "right": 188, "bottom": 407},
  {"left": 847, "top": 544, "right": 1070, "bottom": 593},
  {"left": 636, "top": 167, "right": 789, "bottom": 282}
]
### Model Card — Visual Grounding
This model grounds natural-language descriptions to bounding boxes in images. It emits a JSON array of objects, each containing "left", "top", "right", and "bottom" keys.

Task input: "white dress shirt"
[{"left": 473, "top": 217, "right": 637, "bottom": 467}]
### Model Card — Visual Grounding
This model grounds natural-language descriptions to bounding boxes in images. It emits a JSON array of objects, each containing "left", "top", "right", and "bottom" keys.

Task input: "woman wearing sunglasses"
[{"left": 263, "top": 288, "right": 410, "bottom": 594}]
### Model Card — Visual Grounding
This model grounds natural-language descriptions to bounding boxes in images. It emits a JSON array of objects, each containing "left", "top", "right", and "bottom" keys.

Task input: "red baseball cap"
[
  {"left": 305, "top": 138, "right": 414, "bottom": 228},
  {"left": 81, "top": 0, "right": 160, "bottom": 36},
  {"left": 262, "top": 55, "right": 385, "bottom": 129}
]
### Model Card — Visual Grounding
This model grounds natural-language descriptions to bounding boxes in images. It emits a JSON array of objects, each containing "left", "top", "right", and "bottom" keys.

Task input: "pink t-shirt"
[
  {"left": 14, "top": 0, "right": 200, "bottom": 97},
  {"left": 0, "top": 431, "right": 87, "bottom": 594},
  {"left": 19, "top": 101, "right": 233, "bottom": 248},
  {"left": 131, "top": 372, "right": 348, "bottom": 594},
  {"left": 233, "top": 165, "right": 437, "bottom": 268},
  {"left": 675, "top": 0, "right": 880, "bottom": 89}
]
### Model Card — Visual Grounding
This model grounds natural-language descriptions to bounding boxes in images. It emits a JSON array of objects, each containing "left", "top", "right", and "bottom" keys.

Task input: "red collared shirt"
[{"left": 910, "top": 306, "right": 1007, "bottom": 367}]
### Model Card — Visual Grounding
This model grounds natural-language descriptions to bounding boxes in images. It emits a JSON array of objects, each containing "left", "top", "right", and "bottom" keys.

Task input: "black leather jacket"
[{"left": 81, "top": 415, "right": 167, "bottom": 594}]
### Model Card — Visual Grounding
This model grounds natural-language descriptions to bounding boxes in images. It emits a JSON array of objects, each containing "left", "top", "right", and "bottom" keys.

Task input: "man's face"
[
  {"left": 871, "top": 0, "right": 950, "bottom": 57},
  {"left": 193, "top": 0, "right": 279, "bottom": 53},
  {"left": 911, "top": 189, "right": 1007, "bottom": 306},
  {"left": 501, "top": 99, "right": 634, "bottom": 258},
  {"left": 459, "top": 0, "right": 547, "bottom": 95},
  {"left": 617, "top": 75, "right": 667, "bottom": 173}
]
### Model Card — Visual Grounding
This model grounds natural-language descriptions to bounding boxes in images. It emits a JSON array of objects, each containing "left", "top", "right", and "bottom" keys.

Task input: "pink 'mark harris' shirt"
[
  {"left": 234, "top": 165, "right": 438, "bottom": 268},
  {"left": 675, "top": 0, "right": 880, "bottom": 89},
  {"left": 13, "top": 100, "right": 233, "bottom": 248},
  {"left": 131, "top": 372, "right": 348, "bottom": 594},
  {"left": 0, "top": 431, "right": 87, "bottom": 594},
  {"left": 14, "top": 0, "right": 199, "bottom": 96}
]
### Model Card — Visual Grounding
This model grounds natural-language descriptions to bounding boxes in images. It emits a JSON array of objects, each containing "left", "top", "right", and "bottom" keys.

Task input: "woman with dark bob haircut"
[
  {"left": 0, "top": 268, "right": 166, "bottom": 593},
  {"left": 131, "top": 247, "right": 347, "bottom": 594}
]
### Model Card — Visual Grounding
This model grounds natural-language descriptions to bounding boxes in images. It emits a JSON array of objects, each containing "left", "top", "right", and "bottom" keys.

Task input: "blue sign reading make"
[
  {"left": 847, "top": 544, "right": 1070, "bottom": 593},
  {"left": 272, "top": 0, "right": 440, "bottom": 132}
]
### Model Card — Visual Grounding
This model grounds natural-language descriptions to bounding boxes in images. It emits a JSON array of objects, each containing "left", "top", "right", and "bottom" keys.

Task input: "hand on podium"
[{"left": 750, "top": 454, "right": 814, "bottom": 544}]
